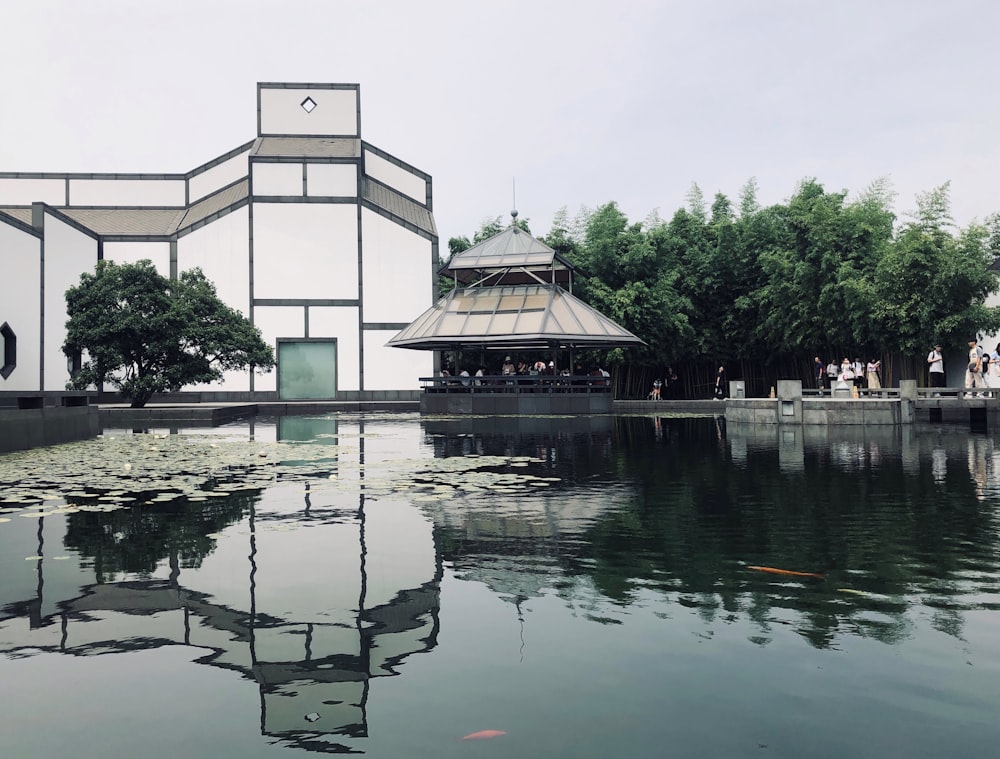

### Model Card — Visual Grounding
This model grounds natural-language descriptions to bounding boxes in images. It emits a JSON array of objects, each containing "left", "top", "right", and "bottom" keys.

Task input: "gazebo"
[{"left": 387, "top": 216, "right": 644, "bottom": 414}]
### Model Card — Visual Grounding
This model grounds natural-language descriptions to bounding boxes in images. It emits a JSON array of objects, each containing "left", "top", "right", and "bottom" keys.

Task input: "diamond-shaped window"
[
  {"left": 0, "top": 322, "right": 15, "bottom": 380},
  {"left": 300, "top": 97, "right": 318, "bottom": 114}
]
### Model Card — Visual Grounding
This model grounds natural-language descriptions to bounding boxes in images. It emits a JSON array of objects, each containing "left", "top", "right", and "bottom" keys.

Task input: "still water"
[{"left": 1, "top": 413, "right": 999, "bottom": 758}]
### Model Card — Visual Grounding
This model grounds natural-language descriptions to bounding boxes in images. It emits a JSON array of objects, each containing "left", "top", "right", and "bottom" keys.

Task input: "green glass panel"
[{"left": 278, "top": 341, "right": 337, "bottom": 400}]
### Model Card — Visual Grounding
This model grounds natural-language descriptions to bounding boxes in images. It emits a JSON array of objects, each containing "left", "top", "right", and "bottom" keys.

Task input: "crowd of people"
[
  {"left": 439, "top": 356, "right": 610, "bottom": 386},
  {"left": 648, "top": 366, "right": 683, "bottom": 400},
  {"left": 813, "top": 356, "right": 881, "bottom": 395},
  {"left": 959, "top": 338, "right": 1000, "bottom": 395},
  {"left": 441, "top": 341, "right": 1000, "bottom": 399}
]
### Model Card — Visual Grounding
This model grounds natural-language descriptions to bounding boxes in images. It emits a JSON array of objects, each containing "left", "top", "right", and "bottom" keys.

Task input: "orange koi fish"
[
  {"left": 747, "top": 565, "right": 825, "bottom": 579},
  {"left": 462, "top": 730, "right": 507, "bottom": 740}
]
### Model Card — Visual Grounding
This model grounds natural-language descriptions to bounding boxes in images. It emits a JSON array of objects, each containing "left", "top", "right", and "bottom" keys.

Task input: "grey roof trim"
[
  {"left": 176, "top": 178, "right": 249, "bottom": 231},
  {"left": 38, "top": 204, "right": 101, "bottom": 240},
  {"left": 185, "top": 140, "right": 254, "bottom": 179},
  {"left": 251, "top": 155, "right": 359, "bottom": 164},
  {"left": 251, "top": 196, "right": 356, "bottom": 205},
  {"left": 361, "top": 141, "right": 432, "bottom": 182},
  {"left": 363, "top": 322, "right": 410, "bottom": 331},
  {"left": 361, "top": 178, "right": 436, "bottom": 236},
  {"left": 0, "top": 171, "right": 186, "bottom": 180},
  {"left": 258, "top": 82, "right": 360, "bottom": 91},
  {"left": 100, "top": 234, "right": 174, "bottom": 242},
  {"left": 57, "top": 207, "right": 186, "bottom": 236},
  {"left": 256, "top": 299, "right": 359, "bottom": 307},
  {"left": 174, "top": 197, "right": 249, "bottom": 240},
  {"left": 0, "top": 208, "right": 41, "bottom": 237},
  {"left": 252, "top": 137, "right": 361, "bottom": 158},
  {"left": 360, "top": 199, "right": 436, "bottom": 242}
]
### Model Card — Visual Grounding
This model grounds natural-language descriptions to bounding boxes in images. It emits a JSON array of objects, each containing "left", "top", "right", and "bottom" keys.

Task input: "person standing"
[
  {"left": 667, "top": 366, "right": 681, "bottom": 399},
  {"left": 852, "top": 357, "right": 865, "bottom": 391},
  {"left": 966, "top": 338, "right": 987, "bottom": 395},
  {"left": 826, "top": 359, "right": 838, "bottom": 388},
  {"left": 814, "top": 357, "right": 826, "bottom": 395},
  {"left": 927, "top": 343, "right": 945, "bottom": 395},
  {"left": 714, "top": 365, "right": 727, "bottom": 399},
  {"left": 866, "top": 358, "right": 882, "bottom": 396}
]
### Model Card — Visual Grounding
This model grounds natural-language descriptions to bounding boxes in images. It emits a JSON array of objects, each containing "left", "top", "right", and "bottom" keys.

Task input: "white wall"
[
  {"left": 253, "top": 306, "right": 306, "bottom": 393},
  {"left": 0, "top": 177, "right": 64, "bottom": 205},
  {"left": 308, "top": 306, "right": 360, "bottom": 391},
  {"left": 188, "top": 150, "right": 250, "bottom": 202},
  {"left": 252, "top": 203, "right": 359, "bottom": 300},
  {"left": 176, "top": 208, "right": 253, "bottom": 393},
  {"left": 68, "top": 179, "right": 185, "bottom": 207},
  {"left": 251, "top": 162, "right": 303, "bottom": 197},
  {"left": 361, "top": 208, "right": 433, "bottom": 323},
  {"left": 177, "top": 207, "right": 250, "bottom": 313},
  {"left": 364, "top": 150, "right": 427, "bottom": 204},
  {"left": 364, "top": 331, "right": 431, "bottom": 391},
  {"left": 43, "top": 213, "right": 98, "bottom": 390},
  {"left": 363, "top": 501, "right": 436, "bottom": 609},
  {"left": 103, "top": 241, "right": 170, "bottom": 273},
  {"left": 307, "top": 163, "right": 356, "bottom": 197},
  {"left": 0, "top": 220, "right": 41, "bottom": 391},
  {"left": 259, "top": 87, "right": 358, "bottom": 137}
]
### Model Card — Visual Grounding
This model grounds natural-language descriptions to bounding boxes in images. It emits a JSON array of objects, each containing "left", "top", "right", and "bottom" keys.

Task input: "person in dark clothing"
[{"left": 714, "top": 366, "right": 727, "bottom": 399}]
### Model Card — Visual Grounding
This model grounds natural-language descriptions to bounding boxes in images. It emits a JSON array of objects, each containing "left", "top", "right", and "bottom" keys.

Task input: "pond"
[{"left": 1, "top": 413, "right": 998, "bottom": 758}]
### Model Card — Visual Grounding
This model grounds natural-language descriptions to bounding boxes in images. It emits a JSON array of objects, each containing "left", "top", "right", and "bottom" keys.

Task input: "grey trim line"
[
  {"left": 0, "top": 209, "right": 42, "bottom": 237},
  {"left": 247, "top": 165, "right": 255, "bottom": 394},
  {"left": 33, "top": 204, "right": 44, "bottom": 390},
  {"left": 249, "top": 155, "right": 359, "bottom": 164},
  {"left": 256, "top": 132, "right": 362, "bottom": 140},
  {"left": 169, "top": 241, "right": 178, "bottom": 280},
  {"left": 360, "top": 199, "right": 436, "bottom": 241},
  {"left": 0, "top": 171, "right": 185, "bottom": 180},
  {"left": 361, "top": 141, "right": 431, "bottom": 181},
  {"left": 365, "top": 175, "right": 430, "bottom": 210},
  {"left": 258, "top": 82, "right": 360, "bottom": 90},
  {"left": 302, "top": 163, "right": 307, "bottom": 196},
  {"left": 356, "top": 160, "right": 364, "bottom": 392},
  {"left": 362, "top": 323, "right": 410, "bottom": 331},
  {"left": 250, "top": 196, "right": 357, "bottom": 205},
  {"left": 185, "top": 141, "right": 255, "bottom": 179},
  {"left": 175, "top": 197, "right": 249, "bottom": 239},
  {"left": 34, "top": 204, "right": 101, "bottom": 240},
  {"left": 255, "top": 299, "right": 359, "bottom": 307}
]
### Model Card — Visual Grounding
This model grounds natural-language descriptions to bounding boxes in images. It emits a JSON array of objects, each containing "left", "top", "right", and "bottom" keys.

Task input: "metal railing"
[{"left": 420, "top": 373, "right": 612, "bottom": 394}]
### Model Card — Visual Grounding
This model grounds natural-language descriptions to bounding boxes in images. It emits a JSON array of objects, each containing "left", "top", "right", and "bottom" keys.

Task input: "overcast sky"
[{"left": 2, "top": 0, "right": 997, "bottom": 242}]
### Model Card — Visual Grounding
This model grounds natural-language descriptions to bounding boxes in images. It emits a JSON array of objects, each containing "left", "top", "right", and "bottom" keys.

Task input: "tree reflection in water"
[{"left": 1, "top": 414, "right": 999, "bottom": 755}]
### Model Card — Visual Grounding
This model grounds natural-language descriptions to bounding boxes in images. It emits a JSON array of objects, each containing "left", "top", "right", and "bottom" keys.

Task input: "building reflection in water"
[
  {"left": 4, "top": 413, "right": 1000, "bottom": 752},
  {"left": 0, "top": 415, "right": 442, "bottom": 753}
]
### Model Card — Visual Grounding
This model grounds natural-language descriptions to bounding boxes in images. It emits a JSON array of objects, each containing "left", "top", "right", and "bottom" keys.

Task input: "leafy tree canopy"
[{"left": 63, "top": 260, "right": 275, "bottom": 407}]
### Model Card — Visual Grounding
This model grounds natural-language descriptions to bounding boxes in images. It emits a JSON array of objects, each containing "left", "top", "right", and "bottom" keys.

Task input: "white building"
[{"left": 0, "top": 82, "right": 437, "bottom": 403}]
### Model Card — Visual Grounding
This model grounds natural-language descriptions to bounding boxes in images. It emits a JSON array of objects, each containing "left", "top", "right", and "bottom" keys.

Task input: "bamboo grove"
[{"left": 448, "top": 179, "right": 1000, "bottom": 399}]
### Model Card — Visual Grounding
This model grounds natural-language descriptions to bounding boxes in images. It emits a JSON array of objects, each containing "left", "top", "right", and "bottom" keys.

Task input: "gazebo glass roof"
[
  {"left": 442, "top": 225, "right": 570, "bottom": 273},
  {"left": 387, "top": 284, "right": 644, "bottom": 351}
]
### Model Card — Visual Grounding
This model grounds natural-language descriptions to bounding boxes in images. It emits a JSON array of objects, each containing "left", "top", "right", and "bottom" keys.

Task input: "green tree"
[
  {"left": 63, "top": 260, "right": 275, "bottom": 407},
  {"left": 873, "top": 185, "right": 1000, "bottom": 364}
]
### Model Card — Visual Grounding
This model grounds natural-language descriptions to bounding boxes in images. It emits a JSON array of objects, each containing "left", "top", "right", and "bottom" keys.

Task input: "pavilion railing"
[{"left": 420, "top": 374, "right": 611, "bottom": 395}]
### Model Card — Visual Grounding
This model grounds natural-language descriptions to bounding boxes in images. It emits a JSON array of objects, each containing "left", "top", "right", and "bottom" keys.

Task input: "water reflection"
[{"left": 2, "top": 414, "right": 1000, "bottom": 755}]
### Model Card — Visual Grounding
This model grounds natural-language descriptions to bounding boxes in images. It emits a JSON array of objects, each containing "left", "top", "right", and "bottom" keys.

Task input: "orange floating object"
[
  {"left": 462, "top": 730, "right": 507, "bottom": 740},
  {"left": 747, "top": 565, "right": 824, "bottom": 579}
]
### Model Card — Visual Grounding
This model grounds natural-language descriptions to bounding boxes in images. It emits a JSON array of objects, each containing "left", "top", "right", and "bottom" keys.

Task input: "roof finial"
[{"left": 511, "top": 177, "right": 518, "bottom": 226}]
